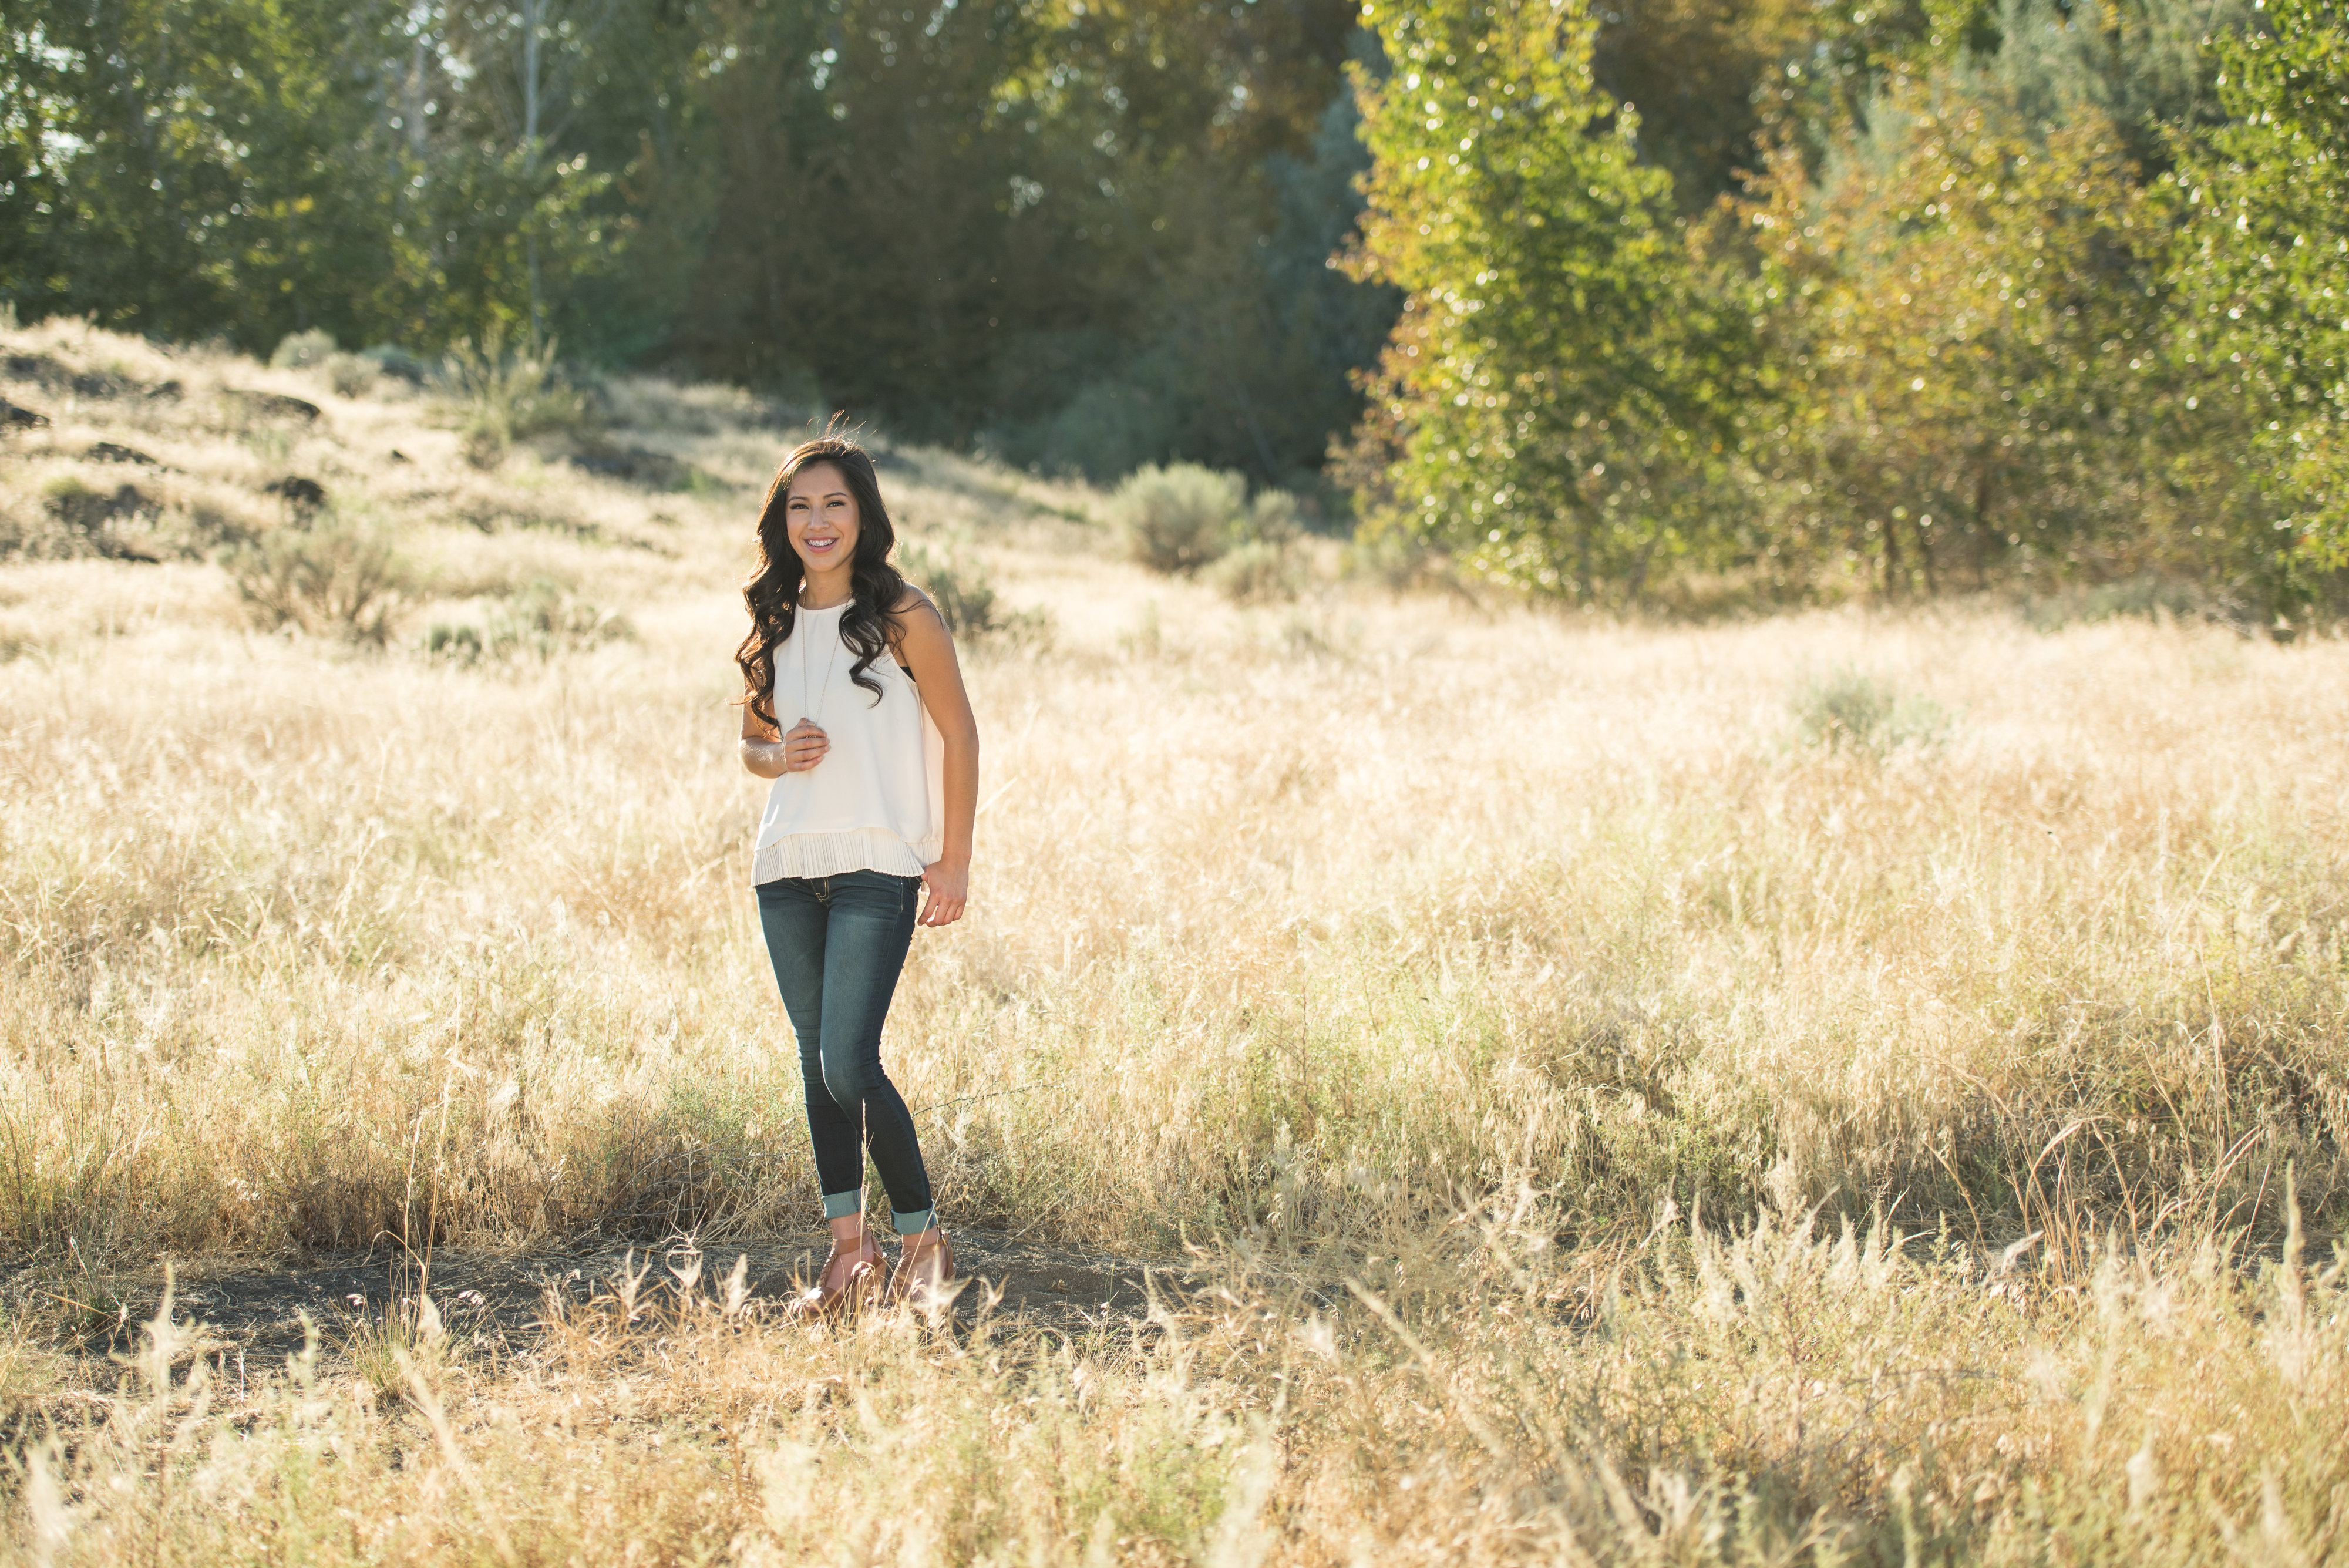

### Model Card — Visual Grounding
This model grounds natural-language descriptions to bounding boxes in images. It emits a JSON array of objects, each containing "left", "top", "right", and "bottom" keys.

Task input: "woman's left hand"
[{"left": 919, "top": 860, "right": 968, "bottom": 927}]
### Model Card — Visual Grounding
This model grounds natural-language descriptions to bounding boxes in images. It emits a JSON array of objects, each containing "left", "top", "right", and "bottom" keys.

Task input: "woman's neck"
[{"left": 800, "top": 565, "right": 854, "bottom": 610}]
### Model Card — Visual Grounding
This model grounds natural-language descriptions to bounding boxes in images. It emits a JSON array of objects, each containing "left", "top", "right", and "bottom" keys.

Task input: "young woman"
[{"left": 735, "top": 436, "right": 979, "bottom": 1318}]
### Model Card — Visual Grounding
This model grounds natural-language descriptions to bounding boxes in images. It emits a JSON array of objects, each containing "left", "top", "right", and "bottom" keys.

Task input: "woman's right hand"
[{"left": 782, "top": 719, "right": 830, "bottom": 772}]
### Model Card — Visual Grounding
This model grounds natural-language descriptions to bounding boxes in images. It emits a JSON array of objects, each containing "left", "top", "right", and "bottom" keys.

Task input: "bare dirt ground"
[{"left": 9, "top": 1229, "right": 1172, "bottom": 1386}]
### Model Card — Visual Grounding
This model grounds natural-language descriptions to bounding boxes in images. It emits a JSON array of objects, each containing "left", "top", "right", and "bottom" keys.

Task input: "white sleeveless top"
[{"left": 750, "top": 601, "right": 946, "bottom": 884}]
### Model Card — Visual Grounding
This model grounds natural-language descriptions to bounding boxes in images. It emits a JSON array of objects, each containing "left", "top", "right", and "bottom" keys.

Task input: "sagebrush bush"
[
  {"left": 1342, "top": 526, "right": 1452, "bottom": 593},
  {"left": 321, "top": 352, "right": 379, "bottom": 399},
  {"left": 1246, "top": 489, "right": 1301, "bottom": 544},
  {"left": 427, "top": 577, "right": 632, "bottom": 664},
  {"left": 1112, "top": 463, "right": 1246, "bottom": 574},
  {"left": 1207, "top": 538, "right": 1302, "bottom": 604},
  {"left": 1791, "top": 668, "right": 1949, "bottom": 755},
  {"left": 897, "top": 538, "right": 1053, "bottom": 645},
  {"left": 269, "top": 328, "right": 336, "bottom": 371},
  {"left": 439, "top": 329, "right": 591, "bottom": 467},
  {"left": 227, "top": 515, "right": 409, "bottom": 644},
  {"left": 897, "top": 539, "right": 998, "bottom": 635}
]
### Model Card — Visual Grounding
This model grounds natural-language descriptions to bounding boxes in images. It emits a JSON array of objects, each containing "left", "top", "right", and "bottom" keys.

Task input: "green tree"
[
  {"left": 1738, "top": 89, "right": 2172, "bottom": 594},
  {"left": 2170, "top": 0, "right": 2349, "bottom": 584},
  {"left": 1722, "top": 0, "right": 2281, "bottom": 605},
  {"left": 1342, "top": 0, "right": 1751, "bottom": 600},
  {"left": 0, "top": 0, "right": 415, "bottom": 345}
]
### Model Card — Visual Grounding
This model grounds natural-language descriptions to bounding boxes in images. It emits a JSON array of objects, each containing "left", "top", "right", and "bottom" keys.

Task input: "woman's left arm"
[{"left": 896, "top": 591, "right": 979, "bottom": 927}]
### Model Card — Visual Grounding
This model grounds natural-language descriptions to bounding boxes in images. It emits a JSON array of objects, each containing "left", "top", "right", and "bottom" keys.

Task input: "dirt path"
[{"left": 14, "top": 1229, "right": 1176, "bottom": 1382}]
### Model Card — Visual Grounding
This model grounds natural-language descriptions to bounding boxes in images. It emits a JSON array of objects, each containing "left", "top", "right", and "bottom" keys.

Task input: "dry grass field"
[{"left": 1, "top": 317, "right": 2345, "bottom": 1564}]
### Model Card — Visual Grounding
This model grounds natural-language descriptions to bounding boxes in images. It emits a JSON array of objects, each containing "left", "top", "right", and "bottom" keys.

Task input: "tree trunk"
[{"left": 523, "top": 0, "right": 544, "bottom": 345}]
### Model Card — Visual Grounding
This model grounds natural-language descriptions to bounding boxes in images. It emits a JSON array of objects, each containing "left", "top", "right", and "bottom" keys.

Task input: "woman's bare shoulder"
[
  {"left": 891, "top": 584, "right": 948, "bottom": 631},
  {"left": 888, "top": 584, "right": 946, "bottom": 652}
]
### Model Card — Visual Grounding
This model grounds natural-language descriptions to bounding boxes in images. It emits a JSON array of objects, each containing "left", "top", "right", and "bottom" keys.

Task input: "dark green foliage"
[
  {"left": 9, "top": 0, "right": 2349, "bottom": 613},
  {"left": 2169, "top": 0, "right": 2349, "bottom": 588},
  {"left": 0, "top": 0, "right": 1392, "bottom": 486},
  {"left": 1344, "top": 0, "right": 1755, "bottom": 602}
]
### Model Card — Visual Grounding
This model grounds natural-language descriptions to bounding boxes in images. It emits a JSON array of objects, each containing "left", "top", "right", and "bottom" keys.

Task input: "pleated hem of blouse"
[{"left": 751, "top": 827, "right": 934, "bottom": 885}]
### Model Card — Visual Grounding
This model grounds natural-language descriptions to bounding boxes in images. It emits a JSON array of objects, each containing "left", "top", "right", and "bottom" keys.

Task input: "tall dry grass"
[
  {"left": 13, "top": 1193, "right": 2347, "bottom": 1564},
  {"left": 2, "top": 322, "right": 2346, "bottom": 1563},
  {"left": 4, "top": 575, "right": 2341, "bottom": 1263}
]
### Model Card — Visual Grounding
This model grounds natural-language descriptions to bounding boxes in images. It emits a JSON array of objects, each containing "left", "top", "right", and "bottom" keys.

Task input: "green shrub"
[
  {"left": 1342, "top": 528, "right": 1452, "bottom": 594},
  {"left": 269, "top": 329, "right": 337, "bottom": 371},
  {"left": 321, "top": 352, "right": 379, "bottom": 399},
  {"left": 1791, "top": 671, "right": 1949, "bottom": 756},
  {"left": 897, "top": 539, "right": 1052, "bottom": 647},
  {"left": 2020, "top": 575, "right": 2222, "bottom": 634},
  {"left": 423, "top": 622, "right": 484, "bottom": 664},
  {"left": 1110, "top": 463, "right": 1246, "bottom": 574},
  {"left": 426, "top": 577, "right": 634, "bottom": 665},
  {"left": 361, "top": 345, "right": 432, "bottom": 385},
  {"left": 896, "top": 540, "right": 996, "bottom": 635},
  {"left": 438, "top": 329, "right": 591, "bottom": 467},
  {"left": 1207, "top": 539, "right": 1303, "bottom": 604},
  {"left": 227, "top": 516, "right": 410, "bottom": 644},
  {"left": 1246, "top": 489, "right": 1302, "bottom": 546}
]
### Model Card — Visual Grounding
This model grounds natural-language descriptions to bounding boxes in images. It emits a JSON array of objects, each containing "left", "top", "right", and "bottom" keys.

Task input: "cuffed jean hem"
[
  {"left": 891, "top": 1208, "right": 935, "bottom": 1236},
  {"left": 822, "top": 1189, "right": 864, "bottom": 1222}
]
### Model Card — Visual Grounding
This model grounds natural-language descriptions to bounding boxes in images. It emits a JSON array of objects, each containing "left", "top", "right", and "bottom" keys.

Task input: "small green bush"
[
  {"left": 897, "top": 539, "right": 1052, "bottom": 647},
  {"left": 1341, "top": 528, "right": 1452, "bottom": 594},
  {"left": 1791, "top": 671, "right": 1949, "bottom": 756},
  {"left": 321, "top": 352, "right": 379, "bottom": 399},
  {"left": 1110, "top": 464, "right": 1246, "bottom": 574},
  {"left": 1246, "top": 489, "right": 1302, "bottom": 546},
  {"left": 2020, "top": 575, "right": 2221, "bottom": 634},
  {"left": 1207, "top": 539, "right": 1303, "bottom": 604},
  {"left": 426, "top": 577, "right": 634, "bottom": 665},
  {"left": 227, "top": 516, "right": 410, "bottom": 644},
  {"left": 897, "top": 540, "right": 996, "bottom": 635},
  {"left": 269, "top": 329, "right": 337, "bottom": 371},
  {"left": 423, "top": 622, "right": 484, "bottom": 664},
  {"left": 361, "top": 345, "right": 432, "bottom": 385},
  {"left": 438, "top": 328, "right": 591, "bottom": 467}
]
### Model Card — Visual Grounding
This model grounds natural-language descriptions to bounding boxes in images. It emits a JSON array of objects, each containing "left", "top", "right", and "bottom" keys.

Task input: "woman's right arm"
[{"left": 741, "top": 702, "right": 790, "bottom": 778}]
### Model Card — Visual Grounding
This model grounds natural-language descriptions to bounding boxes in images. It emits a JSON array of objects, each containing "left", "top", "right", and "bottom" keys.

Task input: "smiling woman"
[{"left": 732, "top": 435, "right": 981, "bottom": 1321}]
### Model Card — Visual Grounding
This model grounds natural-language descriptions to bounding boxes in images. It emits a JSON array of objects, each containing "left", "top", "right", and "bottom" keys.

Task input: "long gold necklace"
[{"left": 798, "top": 601, "right": 845, "bottom": 728}]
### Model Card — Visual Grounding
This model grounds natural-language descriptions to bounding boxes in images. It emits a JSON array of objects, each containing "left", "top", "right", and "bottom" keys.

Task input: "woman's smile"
[{"left": 784, "top": 460, "right": 862, "bottom": 583}]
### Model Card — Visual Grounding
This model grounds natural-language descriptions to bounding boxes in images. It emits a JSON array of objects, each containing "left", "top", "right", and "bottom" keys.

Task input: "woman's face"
[{"left": 783, "top": 460, "right": 860, "bottom": 575}]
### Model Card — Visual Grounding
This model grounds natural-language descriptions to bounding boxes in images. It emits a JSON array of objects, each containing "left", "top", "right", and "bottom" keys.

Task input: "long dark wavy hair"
[{"left": 735, "top": 435, "right": 907, "bottom": 729}]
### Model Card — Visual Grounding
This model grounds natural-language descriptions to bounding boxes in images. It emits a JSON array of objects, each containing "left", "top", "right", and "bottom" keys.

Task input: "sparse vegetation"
[
  {"left": 897, "top": 536, "right": 1052, "bottom": 645},
  {"left": 439, "top": 329, "right": 593, "bottom": 467},
  {"left": 322, "top": 351, "right": 381, "bottom": 399},
  {"left": 1113, "top": 466, "right": 1309, "bottom": 596},
  {"left": 1791, "top": 669, "right": 1952, "bottom": 756},
  {"left": 227, "top": 514, "right": 410, "bottom": 644},
  {"left": 271, "top": 328, "right": 338, "bottom": 371},
  {"left": 1205, "top": 537, "right": 1300, "bottom": 603},
  {"left": 426, "top": 577, "right": 634, "bottom": 665},
  {"left": 1112, "top": 463, "right": 1248, "bottom": 574},
  {"left": 2, "top": 321, "right": 2347, "bottom": 1566}
]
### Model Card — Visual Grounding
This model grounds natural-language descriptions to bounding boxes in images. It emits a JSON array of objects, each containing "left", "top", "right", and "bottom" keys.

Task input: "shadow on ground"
[{"left": 13, "top": 1228, "right": 1176, "bottom": 1383}]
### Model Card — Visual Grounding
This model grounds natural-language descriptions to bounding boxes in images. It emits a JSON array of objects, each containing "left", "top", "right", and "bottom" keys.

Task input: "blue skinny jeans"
[{"left": 756, "top": 870, "right": 935, "bottom": 1234}]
